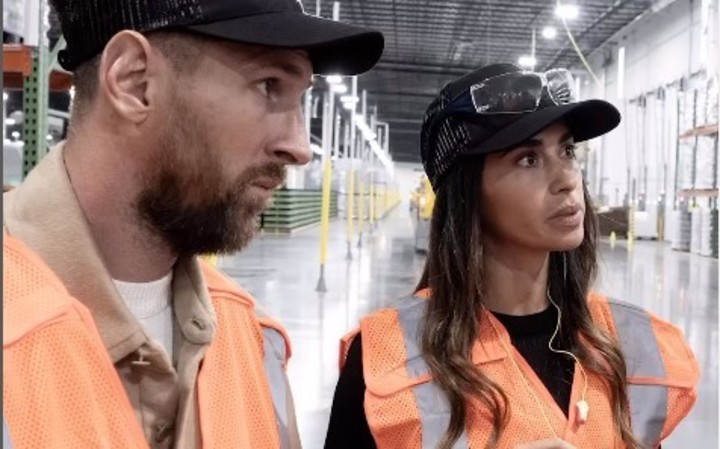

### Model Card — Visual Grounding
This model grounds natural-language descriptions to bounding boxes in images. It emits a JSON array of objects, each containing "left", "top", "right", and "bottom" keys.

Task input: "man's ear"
[{"left": 98, "top": 30, "right": 160, "bottom": 124}]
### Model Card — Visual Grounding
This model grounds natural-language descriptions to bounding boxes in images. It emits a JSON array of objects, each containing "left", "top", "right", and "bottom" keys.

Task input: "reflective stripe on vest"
[
  {"left": 3, "top": 415, "right": 13, "bottom": 449},
  {"left": 394, "top": 295, "right": 668, "bottom": 447},
  {"left": 396, "top": 296, "right": 469, "bottom": 449},
  {"left": 608, "top": 300, "right": 668, "bottom": 447},
  {"left": 263, "top": 328, "right": 291, "bottom": 449}
]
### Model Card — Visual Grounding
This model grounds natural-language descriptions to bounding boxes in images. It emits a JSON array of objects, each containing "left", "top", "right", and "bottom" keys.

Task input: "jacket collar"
[{"left": 3, "top": 144, "right": 216, "bottom": 362}]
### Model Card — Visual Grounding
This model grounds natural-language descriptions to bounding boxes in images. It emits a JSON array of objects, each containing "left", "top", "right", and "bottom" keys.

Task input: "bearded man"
[{"left": 2, "top": 0, "right": 383, "bottom": 447}]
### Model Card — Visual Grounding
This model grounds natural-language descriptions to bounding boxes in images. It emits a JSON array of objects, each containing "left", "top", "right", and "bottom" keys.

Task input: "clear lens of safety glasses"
[
  {"left": 468, "top": 69, "right": 577, "bottom": 114},
  {"left": 545, "top": 69, "right": 577, "bottom": 105},
  {"left": 470, "top": 73, "right": 544, "bottom": 114}
]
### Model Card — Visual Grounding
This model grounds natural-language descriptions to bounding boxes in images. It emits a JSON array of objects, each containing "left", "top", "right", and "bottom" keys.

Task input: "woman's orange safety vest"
[
  {"left": 340, "top": 291, "right": 699, "bottom": 449},
  {"left": 3, "top": 234, "right": 293, "bottom": 449}
]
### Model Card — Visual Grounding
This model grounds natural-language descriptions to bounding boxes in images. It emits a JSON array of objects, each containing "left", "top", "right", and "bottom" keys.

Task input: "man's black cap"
[
  {"left": 52, "top": 0, "right": 384, "bottom": 75},
  {"left": 420, "top": 63, "right": 621, "bottom": 190}
]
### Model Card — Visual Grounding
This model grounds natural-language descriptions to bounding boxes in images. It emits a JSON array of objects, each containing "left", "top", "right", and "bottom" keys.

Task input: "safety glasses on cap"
[{"left": 446, "top": 68, "right": 577, "bottom": 115}]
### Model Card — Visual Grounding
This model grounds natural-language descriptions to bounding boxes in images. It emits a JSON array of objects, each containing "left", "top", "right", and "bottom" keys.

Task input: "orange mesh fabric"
[
  {"left": 197, "top": 292, "right": 281, "bottom": 449},
  {"left": 201, "top": 259, "right": 292, "bottom": 363},
  {"left": 465, "top": 313, "right": 570, "bottom": 447},
  {"left": 359, "top": 294, "right": 697, "bottom": 449},
  {"left": 361, "top": 309, "right": 422, "bottom": 449},
  {"left": 3, "top": 235, "right": 148, "bottom": 449}
]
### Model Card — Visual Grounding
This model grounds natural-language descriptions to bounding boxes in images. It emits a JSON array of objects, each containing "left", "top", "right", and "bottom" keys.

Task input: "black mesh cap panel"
[
  {"left": 50, "top": 0, "right": 384, "bottom": 75},
  {"left": 420, "top": 84, "right": 472, "bottom": 191},
  {"left": 52, "top": 0, "right": 204, "bottom": 70}
]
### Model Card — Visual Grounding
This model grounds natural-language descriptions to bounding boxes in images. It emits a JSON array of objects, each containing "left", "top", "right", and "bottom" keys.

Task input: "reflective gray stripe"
[
  {"left": 393, "top": 297, "right": 669, "bottom": 447},
  {"left": 628, "top": 385, "right": 668, "bottom": 446},
  {"left": 609, "top": 300, "right": 668, "bottom": 447},
  {"left": 3, "top": 415, "right": 13, "bottom": 449},
  {"left": 396, "top": 296, "right": 469, "bottom": 449},
  {"left": 263, "top": 328, "right": 290, "bottom": 449}
]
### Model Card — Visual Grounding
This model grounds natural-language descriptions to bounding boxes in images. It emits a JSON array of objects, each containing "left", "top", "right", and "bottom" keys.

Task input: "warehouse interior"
[{"left": 3, "top": 0, "right": 718, "bottom": 447}]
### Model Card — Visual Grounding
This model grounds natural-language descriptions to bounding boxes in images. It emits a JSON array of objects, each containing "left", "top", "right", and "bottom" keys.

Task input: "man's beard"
[{"left": 136, "top": 97, "right": 285, "bottom": 256}]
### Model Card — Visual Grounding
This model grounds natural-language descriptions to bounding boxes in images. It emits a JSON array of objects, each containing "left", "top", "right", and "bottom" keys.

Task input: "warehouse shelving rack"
[
  {"left": 3, "top": 0, "right": 71, "bottom": 178},
  {"left": 674, "top": 81, "right": 718, "bottom": 257}
]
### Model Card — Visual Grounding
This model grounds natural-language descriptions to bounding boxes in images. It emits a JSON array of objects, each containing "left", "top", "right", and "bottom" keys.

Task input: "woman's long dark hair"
[{"left": 415, "top": 158, "right": 642, "bottom": 449}]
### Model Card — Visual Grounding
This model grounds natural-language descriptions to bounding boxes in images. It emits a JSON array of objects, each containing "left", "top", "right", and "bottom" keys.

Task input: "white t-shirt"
[{"left": 114, "top": 272, "right": 174, "bottom": 361}]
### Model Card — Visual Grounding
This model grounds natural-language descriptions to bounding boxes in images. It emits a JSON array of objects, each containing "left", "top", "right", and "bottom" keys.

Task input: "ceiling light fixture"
[
  {"left": 555, "top": 3, "right": 580, "bottom": 20},
  {"left": 518, "top": 56, "right": 537, "bottom": 69},
  {"left": 542, "top": 26, "right": 558, "bottom": 39},
  {"left": 331, "top": 83, "right": 348, "bottom": 94}
]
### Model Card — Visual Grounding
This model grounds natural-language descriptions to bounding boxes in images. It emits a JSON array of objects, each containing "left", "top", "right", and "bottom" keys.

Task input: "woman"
[{"left": 324, "top": 64, "right": 698, "bottom": 449}]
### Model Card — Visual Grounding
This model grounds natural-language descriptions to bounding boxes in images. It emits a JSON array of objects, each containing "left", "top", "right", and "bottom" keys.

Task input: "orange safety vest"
[
  {"left": 3, "top": 233, "right": 293, "bottom": 449},
  {"left": 340, "top": 291, "right": 699, "bottom": 449}
]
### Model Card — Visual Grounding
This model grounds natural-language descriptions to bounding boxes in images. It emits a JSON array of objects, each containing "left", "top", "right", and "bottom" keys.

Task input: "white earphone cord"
[
  {"left": 547, "top": 291, "right": 590, "bottom": 423},
  {"left": 484, "top": 289, "right": 591, "bottom": 439}
]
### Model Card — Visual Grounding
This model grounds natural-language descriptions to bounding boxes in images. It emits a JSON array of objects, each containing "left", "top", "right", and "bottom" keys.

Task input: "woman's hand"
[{"left": 514, "top": 439, "right": 577, "bottom": 449}]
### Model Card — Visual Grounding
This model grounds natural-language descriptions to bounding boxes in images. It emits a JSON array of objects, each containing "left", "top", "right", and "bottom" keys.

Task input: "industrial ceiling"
[
  {"left": 42, "top": 0, "right": 656, "bottom": 164},
  {"left": 312, "top": 0, "right": 654, "bottom": 163}
]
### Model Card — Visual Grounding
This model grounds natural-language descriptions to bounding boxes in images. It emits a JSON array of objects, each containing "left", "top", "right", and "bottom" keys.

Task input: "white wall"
[{"left": 581, "top": 0, "right": 716, "bottom": 213}]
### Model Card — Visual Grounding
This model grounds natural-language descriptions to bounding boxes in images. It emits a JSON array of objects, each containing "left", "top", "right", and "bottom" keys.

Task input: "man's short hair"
[{"left": 70, "top": 32, "right": 208, "bottom": 125}]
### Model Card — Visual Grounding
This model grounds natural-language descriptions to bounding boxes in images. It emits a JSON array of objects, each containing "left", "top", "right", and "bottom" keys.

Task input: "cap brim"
[
  {"left": 185, "top": 12, "right": 384, "bottom": 75},
  {"left": 463, "top": 99, "right": 621, "bottom": 156}
]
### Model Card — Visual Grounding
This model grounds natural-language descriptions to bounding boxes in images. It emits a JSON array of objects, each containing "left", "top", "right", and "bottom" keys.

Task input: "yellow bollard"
[
  {"left": 369, "top": 182, "right": 375, "bottom": 229},
  {"left": 609, "top": 231, "right": 617, "bottom": 250},
  {"left": 357, "top": 178, "right": 365, "bottom": 247},
  {"left": 380, "top": 187, "right": 383, "bottom": 218},
  {"left": 316, "top": 158, "right": 333, "bottom": 292},
  {"left": 627, "top": 206, "right": 635, "bottom": 252},
  {"left": 346, "top": 169, "right": 355, "bottom": 259},
  {"left": 319, "top": 159, "right": 333, "bottom": 265}
]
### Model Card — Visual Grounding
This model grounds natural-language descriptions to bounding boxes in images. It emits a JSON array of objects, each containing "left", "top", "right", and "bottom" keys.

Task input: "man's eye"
[{"left": 260, "top": 78, "right": 279, "bottom": 96}]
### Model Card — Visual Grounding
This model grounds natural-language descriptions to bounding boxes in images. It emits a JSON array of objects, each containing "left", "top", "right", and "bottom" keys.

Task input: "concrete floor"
[{"left": 219, "top": 205, "right": 718, "bottom": 449}]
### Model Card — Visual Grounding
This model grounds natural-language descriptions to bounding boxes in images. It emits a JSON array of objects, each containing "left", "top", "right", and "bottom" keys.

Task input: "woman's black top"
[{"left": 324, "top": 306, "right": 577, "bottom": 449}]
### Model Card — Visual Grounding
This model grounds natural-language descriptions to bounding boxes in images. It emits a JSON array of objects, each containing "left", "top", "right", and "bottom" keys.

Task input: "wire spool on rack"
[
  {"left": 690, "top": 208, "right": 705, "bottom": 255},
  {"left": 711, "top": 209, "right": 719, "bottom": 258},
  {"left": 671, "top": 208, "right": 692, "bottom": 252},
  {"left": 700, "top": 208, "right": 715, "bottom": 257}
]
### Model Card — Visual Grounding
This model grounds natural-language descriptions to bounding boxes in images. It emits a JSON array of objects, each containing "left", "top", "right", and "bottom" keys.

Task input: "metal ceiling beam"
[
  {"left": 372, "top": 60, "right": 476, "bottom": 76},
  {"left": 344, "top": 5, "right": 647, "bottom": 28},
  {"left": 545, "top": 0, "right": 651, "bottom": 68},
  {"left": 345, "top": 1, "right": 545, "bottom": 15},
  {"left": 345, "top": 12, "right": 544, "bottom": 25},
  {"left": 373, "top": 29, "right": 539, "bottom": 40},
  {"left": 357, "top": 19, "right": 643, "bottom": 40},
  {"left": 390, "top": 126, "right": 420, "bottom": 136},
  {"left": 347, "top": 9, "right": 643, "bottom": 28},
  {"left": 383, "top": 118, "right": 424, "bottom": 125},
  {"left": 367, "top": 90, "right": 438, "bottom": 99}
]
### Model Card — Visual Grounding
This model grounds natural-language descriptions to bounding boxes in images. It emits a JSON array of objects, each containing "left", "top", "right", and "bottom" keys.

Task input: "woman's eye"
[
  {"left": 563, "top": 144, "right": 578, "bottom": 159},
  {"left": 518, "top": 153, "right": 539, "bottom": 167}
]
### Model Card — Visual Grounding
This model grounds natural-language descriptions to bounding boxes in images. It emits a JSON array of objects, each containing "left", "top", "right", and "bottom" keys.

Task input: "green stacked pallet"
[{"left": 261, "top": 189, "right": 338, "bottom": 233}]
